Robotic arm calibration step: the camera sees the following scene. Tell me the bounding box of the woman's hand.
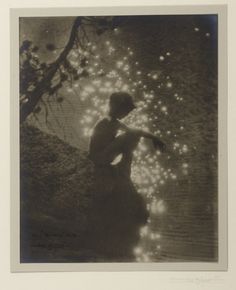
[119,123,166,152]
[152,137,166,152]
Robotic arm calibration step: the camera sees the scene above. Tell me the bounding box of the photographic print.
[11,6,227,270]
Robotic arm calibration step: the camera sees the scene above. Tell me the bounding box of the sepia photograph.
[10,6,227,270]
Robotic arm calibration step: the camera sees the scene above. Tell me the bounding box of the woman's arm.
[117,120,166,152]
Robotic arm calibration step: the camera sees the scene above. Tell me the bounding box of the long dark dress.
[88,163,148,261]
[88,118,149,260]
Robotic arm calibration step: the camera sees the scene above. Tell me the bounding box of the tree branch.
[20,17,82,123]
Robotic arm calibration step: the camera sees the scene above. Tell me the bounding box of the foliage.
[19,16,120,123]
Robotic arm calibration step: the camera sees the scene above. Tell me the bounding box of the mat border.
[10,5,228,272]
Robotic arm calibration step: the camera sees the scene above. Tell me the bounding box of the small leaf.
[61,73,68,81]
[32,46,39,52]
[20,40,32,54]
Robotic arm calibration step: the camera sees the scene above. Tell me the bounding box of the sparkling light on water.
[58,30,194,262]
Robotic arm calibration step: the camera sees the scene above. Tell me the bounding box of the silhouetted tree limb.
[20,17,82,123]
[20,16,124,124]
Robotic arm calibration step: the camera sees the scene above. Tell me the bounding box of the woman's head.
[108,92,136,119]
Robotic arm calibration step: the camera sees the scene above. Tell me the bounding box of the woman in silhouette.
[89,92,165,175]
[88,92,165,260]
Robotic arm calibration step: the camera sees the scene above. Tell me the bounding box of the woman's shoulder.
[92,118,121,138]
[95,117,120,129]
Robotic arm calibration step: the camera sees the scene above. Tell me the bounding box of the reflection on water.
[133,203,165,262]
[134,225,162,262]
[131,120,217,262]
